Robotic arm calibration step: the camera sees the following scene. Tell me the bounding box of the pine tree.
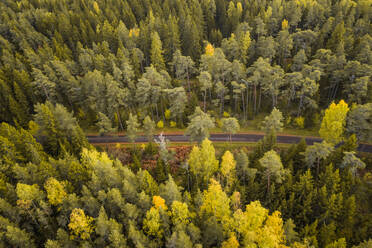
[126,113,141,145]
[150,31,166,71]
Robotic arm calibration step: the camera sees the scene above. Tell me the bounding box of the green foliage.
[0,0,371,246]
[221,117,240,141]
[126,113,140,143]
[143,116,156,142]
[186,107,215,143]
[262,108,284,134]
[33,102,89,157]
[259,150,287,191]
[346,103,372,143]
[97,112,117,136]
[188,139,219,190]
[0,123,370,247]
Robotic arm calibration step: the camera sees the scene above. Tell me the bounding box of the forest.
[0,0,371,247]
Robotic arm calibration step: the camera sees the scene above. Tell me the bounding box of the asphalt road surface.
[87,134,372,153]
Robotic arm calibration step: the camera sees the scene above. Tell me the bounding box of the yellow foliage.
[129,28,140,38]
[93,1,100,14]
[28,120,39,136]
[143,207,163,238]
[319,100,349,144]
[294,116,305,129]
[200,179,232,232]
[165,109,171,120]
[233,201,287,248]
[16,183,42,202]
[44,177,67,206]
[188,139,219,187]
[157,120,164,129]
[236,2,243,14]
[241,31,251,61]
[81,148,112,168]
[222,234,240,248]
[216,118,223,128]
[153,195,167,210]
[282,19,289,30]
[221,151,236,178]
[170,121,177,128]
[205,43,215,56]
[223,111,230,118]
[171,201,191,226]
[68,208,94,240]
[231,191,241,211]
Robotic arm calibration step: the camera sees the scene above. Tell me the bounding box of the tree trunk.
[203,91,207,112]
[253,85,257,114]
[117,109,124,131]
[298,95,304,117]
[186,67,191,92]
[258,87,262,113]
[42,85,51,102]
[242,91,246,121]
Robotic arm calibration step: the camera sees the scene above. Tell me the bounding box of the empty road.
[87,133,372,153]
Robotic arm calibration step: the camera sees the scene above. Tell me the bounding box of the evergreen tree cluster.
[0,0,371,134]
[0,119,371,247]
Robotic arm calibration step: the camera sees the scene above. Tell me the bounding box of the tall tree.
[221,117,240,142]
[259,150,287,192]
[151,31,166,71]
[171,50,196,91]
[188,139,219,190]
[126,113,140,144]
[198,71,213,112]
[303,141,334,176]
[346,103,372,143]
[143,116,156,142]
[186,107,215,143]
[164,87,187,123]
[340,152,366,177]
[97,112,116,136]
[261,108,284,134]
[319,100,349,144]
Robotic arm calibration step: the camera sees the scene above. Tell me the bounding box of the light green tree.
[261,107,284,134]
[186,107,215,143]
[171,50,196,91]
[164,87,187,123]
[126,113,140,144]
[341,152,366,177]
[259,150,287,192]
[346,103,372,143]
[198,71,212,112]
[188,139,219,189]
[97,112,117,136]
[221,117,240,142]
[143,115,156,142]
[303,141,334,176]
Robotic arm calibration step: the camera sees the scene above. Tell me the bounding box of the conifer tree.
[151,31,166,71]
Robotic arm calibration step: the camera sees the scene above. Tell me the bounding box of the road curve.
[87,134,372,153]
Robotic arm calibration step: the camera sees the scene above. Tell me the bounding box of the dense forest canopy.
[0,0,372,247]
[0,0,371,135]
